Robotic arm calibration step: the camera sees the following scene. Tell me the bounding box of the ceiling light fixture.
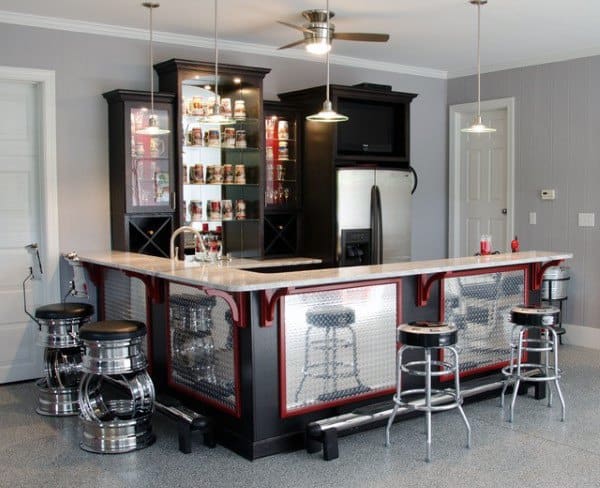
[306,0,348,123]
[462,0,495,134]
[201,0,234,125]
[137,2,169,135]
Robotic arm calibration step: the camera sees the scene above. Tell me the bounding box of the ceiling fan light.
[305,38,331,55]
[306,100,348,122]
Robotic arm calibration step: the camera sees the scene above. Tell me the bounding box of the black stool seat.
[80,320,146,341]
[510,305,560,327]
[35,302,94,320]
[306,307,355,327]
[398,321,458,348]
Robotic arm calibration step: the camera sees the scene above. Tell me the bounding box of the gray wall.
[0,23,447,265]
[449,57,600,329]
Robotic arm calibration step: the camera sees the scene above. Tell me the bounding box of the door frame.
[448,97,515,258]
[0,66,59,304]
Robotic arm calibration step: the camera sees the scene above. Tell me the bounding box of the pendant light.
[306,0,348,123]
[461,0,495,134]
[137,2,169,135]
[201,0,234,125]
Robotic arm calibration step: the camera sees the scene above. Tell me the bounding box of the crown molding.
[0,9,448,80]
[448,47,600,79]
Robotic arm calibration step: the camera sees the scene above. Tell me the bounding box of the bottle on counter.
[511,235,520,253]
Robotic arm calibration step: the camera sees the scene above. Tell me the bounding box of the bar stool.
[34,302,94,416]
[78,320,155,453]
[501,305,565,423]
[295,306,364,403]
[385,321,471,462]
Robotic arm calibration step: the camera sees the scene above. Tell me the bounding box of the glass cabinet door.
[265,113,297,210]
[179,79,261,257]
[128,106,174,212]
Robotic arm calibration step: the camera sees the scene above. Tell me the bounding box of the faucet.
[170,226,205,260]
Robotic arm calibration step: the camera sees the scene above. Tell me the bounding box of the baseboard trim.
[560,323,600,350]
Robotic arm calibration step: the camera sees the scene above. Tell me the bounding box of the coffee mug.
[189,201,203,222]
[221,200,233,220]
[149,137,165,157]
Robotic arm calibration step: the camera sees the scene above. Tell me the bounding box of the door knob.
[502,208,507,214]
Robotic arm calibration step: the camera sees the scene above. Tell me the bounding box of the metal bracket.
[260,288,293,327]
[416,272,449,307]
[205,289,246,328]
[531,260,563,291]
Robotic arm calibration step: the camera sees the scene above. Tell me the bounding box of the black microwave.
[336,98,407,160]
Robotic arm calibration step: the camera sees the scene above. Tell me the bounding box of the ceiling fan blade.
[277,39,308,50]
[333,32,390,42]
[277,20,313,34]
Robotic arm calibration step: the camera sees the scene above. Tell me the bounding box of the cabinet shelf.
[266,138,296,143]
[184,183,259,187]
[188,218,260,224]
[183,145,259,152]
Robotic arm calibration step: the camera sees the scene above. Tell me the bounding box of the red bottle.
[511,235,520,253]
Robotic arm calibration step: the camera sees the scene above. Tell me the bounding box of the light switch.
[529,212,536,225]
[578,212,595,227]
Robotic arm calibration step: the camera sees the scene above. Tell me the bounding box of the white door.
[0,79,45,383]
[449,99,515,257]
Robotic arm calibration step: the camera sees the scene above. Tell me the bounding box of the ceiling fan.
[277,9,390,55]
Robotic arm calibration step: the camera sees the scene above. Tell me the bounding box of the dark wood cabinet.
[278,83,417,264]
[155,59,270,258]
[263,101,302,257]
[103,89,176,257]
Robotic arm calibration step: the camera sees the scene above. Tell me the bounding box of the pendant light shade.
[201,0,235,125]
[306,0,348,123]
[462,0,495,134]
[137,2,170,135]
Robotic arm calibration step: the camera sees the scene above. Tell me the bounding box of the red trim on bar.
[439,265,529,381]
[260,288,293,327]
[531,260,563,291]
[165,283,242,418]
[416,272,449,307]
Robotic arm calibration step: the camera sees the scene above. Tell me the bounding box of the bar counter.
[76,250,572,459]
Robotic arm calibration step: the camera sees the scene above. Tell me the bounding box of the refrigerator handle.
[370,185,383,265]
[408,165,418,194]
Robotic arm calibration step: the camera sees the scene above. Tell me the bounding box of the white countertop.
[74,250,573,292]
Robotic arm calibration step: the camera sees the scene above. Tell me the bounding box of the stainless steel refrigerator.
[336,168,415,265]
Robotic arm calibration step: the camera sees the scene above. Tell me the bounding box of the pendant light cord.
[148,4,154,114]
[476,1,481,118]
[325,0,330,103]
[214,0,219,101]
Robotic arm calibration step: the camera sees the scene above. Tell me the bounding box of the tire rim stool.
[78,320,155,453]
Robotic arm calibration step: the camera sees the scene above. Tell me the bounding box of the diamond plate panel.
[168,283,236,411]
[284,283,397,413]
[103,268,148,354]
[443,270,524,374]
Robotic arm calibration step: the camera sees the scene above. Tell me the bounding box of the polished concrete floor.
[1,345,599,488]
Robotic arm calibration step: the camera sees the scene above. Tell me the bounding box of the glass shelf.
[187,218,260,224]
[183,183,259,187]
[183,145,260,152]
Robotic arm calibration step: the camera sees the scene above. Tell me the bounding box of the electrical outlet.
[541,189,556,200]
[529,212,536,225]
[578,213,595,227]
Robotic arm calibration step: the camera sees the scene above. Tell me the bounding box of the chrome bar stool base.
[385,321,471,462]
[34,303,94,417]
[35,378,80,417]
[501,305,565,423]
[78,321,155,454]
[80,411,155,454]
